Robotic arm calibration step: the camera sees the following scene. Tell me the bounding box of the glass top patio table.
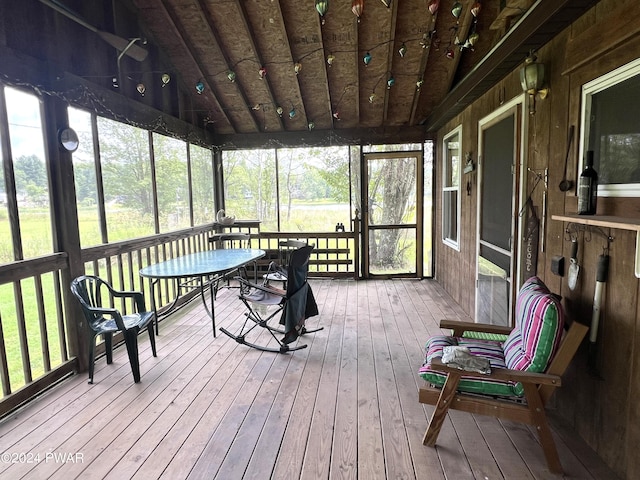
[139,249,265,279]
[139,249,265,336]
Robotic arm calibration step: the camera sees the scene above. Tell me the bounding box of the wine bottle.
[577,150,598,215]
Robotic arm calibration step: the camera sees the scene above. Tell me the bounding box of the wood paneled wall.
[434,1,639,478]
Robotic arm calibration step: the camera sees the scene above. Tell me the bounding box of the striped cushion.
[419,276,565,398]
[504,276,564,373]
[419,335,518,397]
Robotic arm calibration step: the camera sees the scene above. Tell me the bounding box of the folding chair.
[220,244,322,353]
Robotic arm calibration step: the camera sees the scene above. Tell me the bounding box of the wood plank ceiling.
[128,0,595,138]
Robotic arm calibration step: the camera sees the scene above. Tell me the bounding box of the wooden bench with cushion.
[418,276,589,474]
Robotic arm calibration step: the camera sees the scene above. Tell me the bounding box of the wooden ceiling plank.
[156,0,238,133]
[279,0,332,130]
[196,0,260,133]
[235,0,286,130]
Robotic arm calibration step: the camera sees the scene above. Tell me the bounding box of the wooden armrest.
[439,319,513,337]
[429,358,561,387]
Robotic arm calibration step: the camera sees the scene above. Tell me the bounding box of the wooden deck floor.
[0,279,618,480]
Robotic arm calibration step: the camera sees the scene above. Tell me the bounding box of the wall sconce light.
[520,51,549,115]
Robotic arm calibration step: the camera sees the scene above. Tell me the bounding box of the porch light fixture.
[520,51,549,115]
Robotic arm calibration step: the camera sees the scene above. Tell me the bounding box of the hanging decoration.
[398,43,407,58]
[136,83,146,96]
[386,75,395,89]
[195,80,205,94]
[258,67,267,79]
[428,0,440,15]
[294,62,303,75]
[227,70,236,82]
[380,0,391,7]
[333,111,340,120]
[416,78,424,90]
[315,0,328,24]
[446,47,455,59]
[308,121,315,131]
[471,2,482,17]
[451,1,462,19]
[369,92,376,103]
[352,0,364,22]
[161,73,171,87]
[363,52,372,65]
[276,106,284,117]
[289,107,296,119]
[456,1,481,51]
[327,53,335,66]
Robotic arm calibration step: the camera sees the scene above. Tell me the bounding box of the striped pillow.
[504,276,564,374]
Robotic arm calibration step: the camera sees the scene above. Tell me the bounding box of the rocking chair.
[220,244,322,353]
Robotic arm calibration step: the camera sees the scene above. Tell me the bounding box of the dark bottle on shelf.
[577,150,598,215]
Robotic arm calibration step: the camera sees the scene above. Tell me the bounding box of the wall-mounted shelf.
[552,214,640,278]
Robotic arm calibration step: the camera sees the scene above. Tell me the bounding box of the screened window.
[222,149,278,230]
[97,117,155,241]
[581,58,640,197]
[442,126,461,249]
[191,144,214,226]
[154,134,189,232]
[277,147,350,232]
[69,107,103,247]
[3,87,52,259]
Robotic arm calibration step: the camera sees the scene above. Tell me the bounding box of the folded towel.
[441,346,491,374]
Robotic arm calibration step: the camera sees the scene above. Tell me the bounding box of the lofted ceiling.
[121,0,595,139]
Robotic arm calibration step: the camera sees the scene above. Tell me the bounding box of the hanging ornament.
[380,0,391,7]
[112,76,119,88]
[227,70,236,82]
[369,92,377,103]
[333,111,340,120]
[451,1,462,19]
[363,52,372,65]
[428,0,440,15]
[258,67,267,79]
[161,73,171,87]
[386,75,395,89]
[294,62,302,75]
[398,43,407,58]
[471,2,481,17]
[416,78,424,90]
[467,31,479,47]
[327,53,335,66]
[315,0,328,24]
[252,104,261,110]
[276,106,283,117]
[308,121,315,131]
[136,83,146,96]
[352,0,363,21]
[446,47,455,59]
[289,107,296,119]
[195,80,205,94]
